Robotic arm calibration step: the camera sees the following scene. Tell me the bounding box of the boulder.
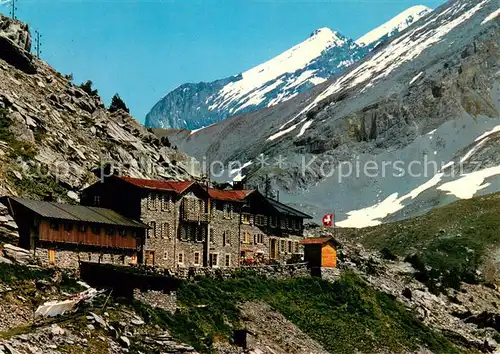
[2,244,33,265]
[118,336,130,348]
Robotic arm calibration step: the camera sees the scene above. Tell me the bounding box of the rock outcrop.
[0,13,199,204]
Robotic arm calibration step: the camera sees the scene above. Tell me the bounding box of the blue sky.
[1,0,444,123]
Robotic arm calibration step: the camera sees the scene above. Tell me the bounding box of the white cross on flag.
[322,213,334,227]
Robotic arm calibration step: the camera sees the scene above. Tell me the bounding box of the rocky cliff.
[0,14,197,206]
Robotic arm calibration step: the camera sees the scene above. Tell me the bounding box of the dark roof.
[208,189,254,202]
[265,197,312,219]
[6,197,147,228]
[116,176,195,194]
[299,237,336,245]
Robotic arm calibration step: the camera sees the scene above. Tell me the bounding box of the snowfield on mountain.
[145,5,432,130]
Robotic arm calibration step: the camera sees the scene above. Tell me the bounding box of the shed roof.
[299,237,336,245]
[116,176,195,194]
[5,197,147,228]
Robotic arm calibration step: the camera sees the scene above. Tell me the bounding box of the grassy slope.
[347,192,500,290]
[133,272,469,354]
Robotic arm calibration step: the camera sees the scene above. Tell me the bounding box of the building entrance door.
[270,239,277,259]
[145,250,155,266]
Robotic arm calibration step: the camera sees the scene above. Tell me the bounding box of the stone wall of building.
[209,200,241,268]
[35,247,137,269]
[133,289,178,314]
[140,191,179,268]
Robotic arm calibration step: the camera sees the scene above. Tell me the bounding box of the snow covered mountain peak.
[356,5,432,47]
[145,5,435,130]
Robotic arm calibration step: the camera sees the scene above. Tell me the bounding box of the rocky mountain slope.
[145,6,431,130]
[0,14,197,205]
[161,0,500,225]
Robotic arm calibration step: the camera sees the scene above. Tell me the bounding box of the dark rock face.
[0,14,35,74]
[0,35,36,74]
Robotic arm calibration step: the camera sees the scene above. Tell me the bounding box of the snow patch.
[297,120,313,137]
[356,5,432,46]
[409,71,424,85]
[437,166,500,199]
[337,173,443,227]
[481,8,500,25]
[475,125,500,141]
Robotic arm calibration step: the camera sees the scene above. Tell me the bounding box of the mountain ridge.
[145,5,433,130]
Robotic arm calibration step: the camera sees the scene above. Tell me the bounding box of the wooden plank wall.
[38,220,137,249]
[321,244,337,268]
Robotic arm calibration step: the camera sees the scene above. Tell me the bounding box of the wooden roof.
[4,197,148,229]
[207,188,254,202]
[299,237,337,246]
[116,176,195,194]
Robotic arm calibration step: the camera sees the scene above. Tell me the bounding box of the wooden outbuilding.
[1,196,148,267]
[299,237,339,268]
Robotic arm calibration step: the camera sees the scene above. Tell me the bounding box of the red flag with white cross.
[322,213,334,227]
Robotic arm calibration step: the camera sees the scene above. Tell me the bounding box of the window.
[163,251,168,260]
[147,193,157,211]
[242,213,250,224]
[223,230,231,246]
[288,241,292,253]
[210,253,218,267]
[161,195,171,211]
[225,254,231,267]
[120,255,125,264]
[223,203,232,219]
[119,228,127,237]
[78,224,87,233]
[255,215,266,226]
[91,226,100,235]
[243,232,251,244]
[148,221,156,238]
[161,222,171,238]
[194,252,200,266]
[254,234,264,244]
[178,253,184,264]
[93,195,100,206]
[270,216,277,227]
[64,223,73,232]
[105,228,114,236]
[280,240,285,252]
[50,221,60,231]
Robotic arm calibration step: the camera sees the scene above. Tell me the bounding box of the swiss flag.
[322,213,334,227]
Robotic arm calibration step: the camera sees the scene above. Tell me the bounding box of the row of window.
[280,240,300,254]
[147,193,173,212]
[147,221,172,239]
[173,252,231,267]
[50,221,128,237]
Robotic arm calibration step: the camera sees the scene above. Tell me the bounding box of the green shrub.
[79,80,98,97]
[108,93,129,113]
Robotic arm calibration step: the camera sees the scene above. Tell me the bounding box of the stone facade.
[35,247,137,269]
[209,199,241,268]
[140,190,207,269]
